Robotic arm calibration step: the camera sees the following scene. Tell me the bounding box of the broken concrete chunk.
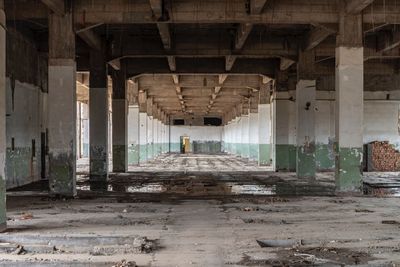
[256,239,303,248]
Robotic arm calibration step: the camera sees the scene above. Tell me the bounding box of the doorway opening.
[180,136,190,154]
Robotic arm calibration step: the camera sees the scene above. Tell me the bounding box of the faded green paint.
[249,144,259,161]
[275,144,296,171]
[0,175,5,231]
[147,144,154,160]
[241,144,250,158]
[296,144,316,179]
[113,145,127,172]
[335,146,363,192]
[6,147,33,188]
[139,144,147,162]
[259,144,272,165]
[49,152,76,197]
[90,146,108,181]
[170,143,181,153]
[128,144,139,165]
[316,144,335,171]
[193,141,221,154]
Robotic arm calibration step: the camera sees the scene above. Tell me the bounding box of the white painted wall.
[364,101,400,144]
[128,105,139,147]
[315,100,335,144]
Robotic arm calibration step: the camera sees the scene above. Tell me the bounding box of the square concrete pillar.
[147,116,154,159]
[128,105,140,165]
[258,104,272,165]
[112,99,128,172]
[139,112,148,162]
[296,80,316,179]
[249,112,259,161]
[274,99,296,171]
[0,5,6,231]
[335,47,363,192]
[112,69,128,172]
[241,115,250,158]
[48,12,77,197]
[89,50,108,183]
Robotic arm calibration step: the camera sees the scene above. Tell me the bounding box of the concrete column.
[335,11,364,192]
[0,2,6,230]
[258,83,272,166]
[146,98,154,160]
[112,70,128,172]
[241,108,250,158]
[128,105,139,165]
[48,11,77,196]
[249,112,259,161]
[139,112,147,162]
[274,98,296,171]
[89,50,108,183]
[296,80,316,179]
[258,104,271,165]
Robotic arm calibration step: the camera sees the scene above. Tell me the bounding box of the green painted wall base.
[335,147,363,192]
[249,144,259,161]
[128,144,139,165]
[259,144,271,165]
[316,143,335,171]
[6,147,34,188]
[193,141,222,154]
[275,144,296,171]
[112,145,127,172]
[0,176,6,229]
[49,152,76,197]
[296,145,316,179]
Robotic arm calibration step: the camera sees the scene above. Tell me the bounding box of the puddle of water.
[229,184,276,196]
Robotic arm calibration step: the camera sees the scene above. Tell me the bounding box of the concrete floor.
[2,154,400,266]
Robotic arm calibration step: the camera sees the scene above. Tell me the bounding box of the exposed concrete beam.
[280,57,296,71]
[225,55,237,71]
[157,23,171,50]
[149,0,162,19]
[377,31,400,53]
[346,0,375,14]
[8,1,397,25]
[304,25,336,51]
[219,74,228,85]
[109,59,121,71]
[250,0,268,14]
[235,23,253,50]
[167,56,176,71]
[77,28,102,51]
[40,0,64,16]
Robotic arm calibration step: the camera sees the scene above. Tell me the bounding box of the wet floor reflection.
[75,173,337,197]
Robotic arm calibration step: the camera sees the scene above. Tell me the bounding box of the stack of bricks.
[370,141,400,171]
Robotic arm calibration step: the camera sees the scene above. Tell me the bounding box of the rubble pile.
[370,141,400,171]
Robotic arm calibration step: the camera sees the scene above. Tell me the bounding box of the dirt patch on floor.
[238,246,375,266]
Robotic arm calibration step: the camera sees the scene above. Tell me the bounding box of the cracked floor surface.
[2,154,400,266]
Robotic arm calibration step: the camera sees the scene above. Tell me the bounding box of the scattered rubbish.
[112,260,136,267]
[256,239,302,248]
[20,213,33,220]
[382,220,400,225]
[133,237,155,253]
[355,208,374,213]
[12,245,26,255]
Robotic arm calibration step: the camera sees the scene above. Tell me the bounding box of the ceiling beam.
[250,0,268,14]
[167,56,176,72]
[280,57,296,71]
[225,55,237,71]
[235,23,253,50]
[40,0,64,16]
[377,30,400,53]
[149,0,162,19]
[304,25,336,51]
[346,0,375,14]
[77,28,102,51]
[157,23,171,50]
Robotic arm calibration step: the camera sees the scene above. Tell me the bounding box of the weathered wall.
[5,27,47,189]
[170,126,223,153]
